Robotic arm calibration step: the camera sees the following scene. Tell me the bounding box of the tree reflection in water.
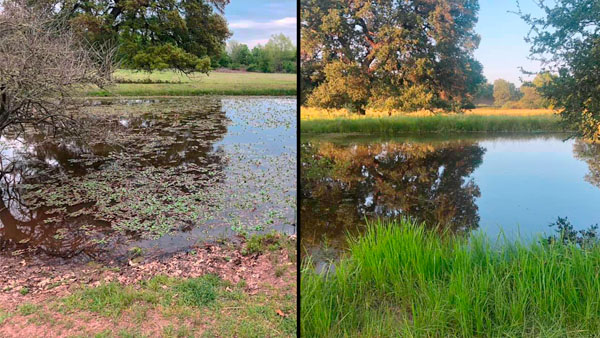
[301,140,485,257]
[0,99,229,258]
[574,139,600,189]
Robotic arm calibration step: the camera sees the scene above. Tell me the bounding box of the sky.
[474,0,546,85]
[223,0,297,48]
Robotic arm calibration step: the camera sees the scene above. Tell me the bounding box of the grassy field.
[302,219,600,337]
[301,106,557,120]
[302,114,567,134]
[84,70,296,96]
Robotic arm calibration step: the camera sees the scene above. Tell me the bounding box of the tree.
[301,0,485,114]
[264,34,296,73]
[217,48,232,68]
[37,0,231,73]
[474,82,494,105]
[249,45,271,72]
[520,0,600,141]
[0,1,114,134]
[493,79,519,106]
[227,41,252,66]
[515,73,552,109]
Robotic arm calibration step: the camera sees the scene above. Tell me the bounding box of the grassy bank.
[0,233,296,337]
[85,70,296,96]
[301,106,557,120]
[301,114,567,134]
[302,219,600,336]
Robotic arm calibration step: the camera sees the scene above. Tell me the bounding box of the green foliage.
[242,232,283,255]
[474,82,494,104]
[46,0,231,73]
[131,44,211,73]
[493,79,520,106]
[301,0,485,113]
[263,34,296,73]
[227,41,252,66]
[302,219,600,336]
[222,34,297,74]
[521,0,600,141]
[495,74,553,109]
[306,61,370,113]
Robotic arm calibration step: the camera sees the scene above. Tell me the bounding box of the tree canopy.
[493,79,520,107]
[520,0,600,141]
[36,0,231,73]
[301,0,485,113]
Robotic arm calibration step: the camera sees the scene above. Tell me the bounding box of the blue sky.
[474,0,546,85]
[223,0,296,48]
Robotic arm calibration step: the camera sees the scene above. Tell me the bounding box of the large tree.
[36,0,231,73]
[301,0,485,114]
[520,0,600,141]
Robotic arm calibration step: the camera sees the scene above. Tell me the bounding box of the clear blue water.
[301,133,600,260]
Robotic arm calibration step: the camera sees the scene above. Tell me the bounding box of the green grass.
[17,303,40,316]
[302,219,600,337]
[58,274,295,337]
[0,308,11,325]
[301,114,568,134]
[243,232,284,256]
[84,69,296,96]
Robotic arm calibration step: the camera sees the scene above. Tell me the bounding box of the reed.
[301,106,558,120]
[301,114,567,134]
[302,219,600,336]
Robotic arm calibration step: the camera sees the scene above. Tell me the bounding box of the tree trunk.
[0,84,5,114]
[0,84,10,130]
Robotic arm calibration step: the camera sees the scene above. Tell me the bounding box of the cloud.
[229,17,296,30]
[244,39,270,48]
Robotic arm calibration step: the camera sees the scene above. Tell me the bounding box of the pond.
[0,97,296,262]
[301,133,600,265]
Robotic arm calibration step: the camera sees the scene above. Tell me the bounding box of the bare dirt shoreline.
[0,236,296,337]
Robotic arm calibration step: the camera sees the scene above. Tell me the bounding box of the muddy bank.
[0,234,296,305]
[0,234,296,337]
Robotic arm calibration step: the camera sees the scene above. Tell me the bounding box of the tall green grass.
[301,114,567,134]
[302,219,600,336]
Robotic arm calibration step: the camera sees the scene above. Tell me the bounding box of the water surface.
[0,97,296,261]
[301,133,600,263]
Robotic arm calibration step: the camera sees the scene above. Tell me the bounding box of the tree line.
[474,73,553,109]
[217,34,297,73]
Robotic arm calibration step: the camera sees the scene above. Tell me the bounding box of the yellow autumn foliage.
[300,106,558,121]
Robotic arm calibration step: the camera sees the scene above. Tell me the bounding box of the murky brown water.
[0,97,296,261]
